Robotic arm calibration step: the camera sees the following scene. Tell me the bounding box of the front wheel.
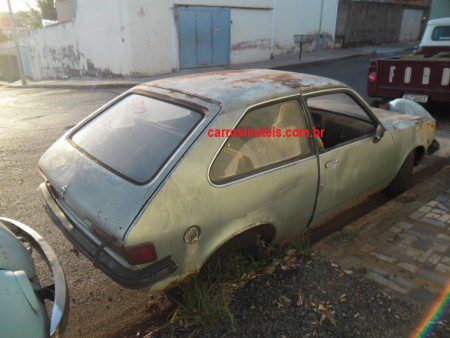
[386,151,414,197]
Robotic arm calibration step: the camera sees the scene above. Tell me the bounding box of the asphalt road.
[279,55,373,100]
[0,55,448,337]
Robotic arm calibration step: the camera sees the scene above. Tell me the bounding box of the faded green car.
[0,217,68,337]
[38,70,437,291]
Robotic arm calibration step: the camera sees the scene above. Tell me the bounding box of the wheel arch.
[414,145,425,165]
[200,223,276,271]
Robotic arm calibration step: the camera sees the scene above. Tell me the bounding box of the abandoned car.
[38,69,437,291]
[0,217,68,337]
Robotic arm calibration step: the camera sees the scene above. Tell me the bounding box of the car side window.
[210,99,311,183]
[306,92,375,151]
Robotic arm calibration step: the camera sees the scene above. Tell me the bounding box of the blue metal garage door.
[178,6,230,68]
[20,46,32,78]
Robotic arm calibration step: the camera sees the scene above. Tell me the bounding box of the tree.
[38,0,57,21]
[0,32,9,43]
[15,9,42,29]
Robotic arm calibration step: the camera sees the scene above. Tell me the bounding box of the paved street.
[0,55,449,337]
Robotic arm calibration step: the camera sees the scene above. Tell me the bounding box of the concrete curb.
[2,49,398,91]
[5,81,142,90]
[272,51,372,70]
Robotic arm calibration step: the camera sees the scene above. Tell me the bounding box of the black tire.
[387,151,414,197]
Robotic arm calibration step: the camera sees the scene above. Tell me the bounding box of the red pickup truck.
[368,18,450,106]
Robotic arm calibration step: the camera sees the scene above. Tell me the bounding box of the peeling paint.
[84,59,122,78]
[41,44,83,78]
[138,6,145,17]
[231,38,271,52]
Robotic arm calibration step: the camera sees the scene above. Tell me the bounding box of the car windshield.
[431,26,450,41]
[71,94,202,183]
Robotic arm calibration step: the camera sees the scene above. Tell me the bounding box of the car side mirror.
[373,124,384,143]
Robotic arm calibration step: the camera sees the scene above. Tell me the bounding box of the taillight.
[126,243,158,265]
[81,217,157,265]
[367,60,378,97]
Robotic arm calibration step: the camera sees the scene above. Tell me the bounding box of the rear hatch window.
[71,94,202,184]
[432,26,450,41]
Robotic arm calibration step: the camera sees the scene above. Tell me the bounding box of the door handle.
[325,158,339,169]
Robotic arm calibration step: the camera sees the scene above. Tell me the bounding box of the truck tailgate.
[369,57,450,102]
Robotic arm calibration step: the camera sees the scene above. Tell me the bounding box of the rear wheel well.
[414,146,425,165]
[248,223,276,243]
[201,224,276,273]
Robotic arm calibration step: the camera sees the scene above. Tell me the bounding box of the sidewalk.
[315,164,450,314]
[0,42,417,90]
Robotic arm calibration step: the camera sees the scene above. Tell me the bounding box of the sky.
[0,0,38,13]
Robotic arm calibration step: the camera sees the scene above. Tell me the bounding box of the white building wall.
[55,0,77,22]
[399,8,423,42]
[21,0,339,80]
[274,0,339,54]
[21,0,133,79]
[230,8,272,64]
[126,1,173,75]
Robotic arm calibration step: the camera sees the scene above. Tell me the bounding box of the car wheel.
[387,150,414,197]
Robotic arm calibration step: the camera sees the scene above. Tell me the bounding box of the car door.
[302,89,396,227]
[209,96,319,239]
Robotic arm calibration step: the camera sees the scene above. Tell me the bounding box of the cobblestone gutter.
[315,165,450,311]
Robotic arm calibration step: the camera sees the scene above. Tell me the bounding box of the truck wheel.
[387,151,414,197]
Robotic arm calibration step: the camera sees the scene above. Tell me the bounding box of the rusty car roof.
[143,69,344,110]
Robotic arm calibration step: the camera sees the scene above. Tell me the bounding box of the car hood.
[39,138,149,241]
[372,108,431,132]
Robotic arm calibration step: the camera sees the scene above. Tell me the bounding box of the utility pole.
[7,0,27,86]
[316,0,324,55]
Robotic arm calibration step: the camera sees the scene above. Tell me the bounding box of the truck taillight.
[367,60,378,98]
[126,243,157,265]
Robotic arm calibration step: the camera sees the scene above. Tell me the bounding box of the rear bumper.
[0,217,69,337]
[38,182,177,289]
[369,87,450,103]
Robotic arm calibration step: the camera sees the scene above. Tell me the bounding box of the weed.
[166,237,313,336]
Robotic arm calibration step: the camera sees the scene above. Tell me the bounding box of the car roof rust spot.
[145,69,344,110]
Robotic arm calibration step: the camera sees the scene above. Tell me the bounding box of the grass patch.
[165,237,312,336]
